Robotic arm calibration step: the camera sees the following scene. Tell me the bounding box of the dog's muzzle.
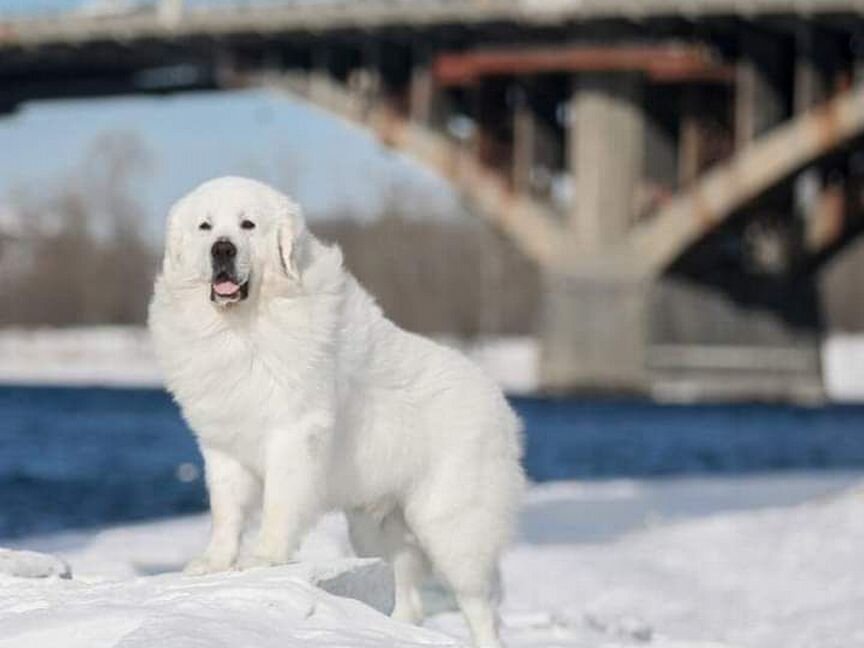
[210,239,249,305]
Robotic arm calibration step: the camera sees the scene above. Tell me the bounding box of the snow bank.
[5,326,864,401]
[0,549,70,579]
[0,327,161,388]
[0,562,456,648]
[0,517,454,648]
[5,474,864,648]
[823,333,864,401]
[0,327,539,393]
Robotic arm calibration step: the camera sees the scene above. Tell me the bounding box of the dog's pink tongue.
[213,280,239,296]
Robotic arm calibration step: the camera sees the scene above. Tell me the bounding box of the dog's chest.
[163,326,312,466]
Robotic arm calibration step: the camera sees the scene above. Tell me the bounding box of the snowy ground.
[2,472,864,648]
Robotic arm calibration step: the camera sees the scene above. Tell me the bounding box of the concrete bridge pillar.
[511,81,557,197]
[540,73,649,392]
[511,85,537,194]
[541,268,649,392]
[409,53,451,131]
[409,64,435,126]
[678,86,723,187]
[568,73,644,247]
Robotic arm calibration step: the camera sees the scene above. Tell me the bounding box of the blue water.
[2,386,864,539]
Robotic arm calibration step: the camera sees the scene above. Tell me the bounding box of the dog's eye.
[241,220,256,230]
[198,222,212,231]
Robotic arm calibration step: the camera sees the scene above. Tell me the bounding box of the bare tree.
[313,183,539,337]
[0,132,158,326]
[0,140,539,336]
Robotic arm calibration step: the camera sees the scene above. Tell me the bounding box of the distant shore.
[0,326,862,402]
[0,327,538,394]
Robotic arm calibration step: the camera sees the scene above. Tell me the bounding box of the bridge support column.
[512,81,558,197]
[409,65,436,126]
[568,73,644,247]
[678,86,719,187]
[541,269,649,392]
[409,48,451,130]
[540,73,649,392]
[511,84,543,193]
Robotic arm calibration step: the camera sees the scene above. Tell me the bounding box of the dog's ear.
[276,223,302,282]
[272,198,306,282]
[162,210,184,275]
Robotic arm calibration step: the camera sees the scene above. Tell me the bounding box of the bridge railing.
[0,0,479,21]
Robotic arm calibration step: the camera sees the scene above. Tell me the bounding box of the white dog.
[148,177,524,648]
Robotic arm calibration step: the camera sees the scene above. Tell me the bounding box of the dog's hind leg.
[347,509,427,625]
[382,511,428,625]
[404,496,511,648]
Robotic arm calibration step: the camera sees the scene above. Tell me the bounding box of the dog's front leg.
[186,446,259,575]
[243,414,332,567]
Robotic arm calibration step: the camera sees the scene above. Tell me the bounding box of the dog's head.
[162,176,305,307]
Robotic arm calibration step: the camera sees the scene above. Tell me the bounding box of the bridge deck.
[2,0,864,49]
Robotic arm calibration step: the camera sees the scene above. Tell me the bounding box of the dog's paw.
[183,554,234,576]
[236,553,292,571]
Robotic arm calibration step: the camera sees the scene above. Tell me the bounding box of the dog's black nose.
[211,239,237,262]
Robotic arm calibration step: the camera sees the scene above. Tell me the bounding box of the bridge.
[3,0,864,399]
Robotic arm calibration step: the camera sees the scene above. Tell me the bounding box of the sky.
[0,90,451,237]
[0,1,454,241]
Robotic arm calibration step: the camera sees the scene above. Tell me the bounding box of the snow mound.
[0,560,458,648]
[0,548,71,580]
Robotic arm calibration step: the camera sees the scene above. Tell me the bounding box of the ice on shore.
[0,548,70,580]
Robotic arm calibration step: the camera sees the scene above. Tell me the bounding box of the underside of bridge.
[3,5,864,399]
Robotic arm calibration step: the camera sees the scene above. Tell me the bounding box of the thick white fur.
[148,177,524,648]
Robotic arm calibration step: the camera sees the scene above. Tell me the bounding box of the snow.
[454,337,538,396]
[0,565,453,648]
[2,472,864,648]
[5,327,864,401]
[0,549,70,579]
[0,327,161,388]
[823,334,864,401]
[0,327,539,392]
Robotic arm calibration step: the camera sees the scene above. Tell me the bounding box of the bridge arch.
[5,2,864,396]
[253,71,565,270]
[628,85,864,275]
[257,71,864,283]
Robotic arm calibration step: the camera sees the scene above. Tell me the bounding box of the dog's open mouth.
[210,274,249,304]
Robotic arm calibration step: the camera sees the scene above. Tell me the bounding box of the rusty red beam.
[433,44,733,86]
